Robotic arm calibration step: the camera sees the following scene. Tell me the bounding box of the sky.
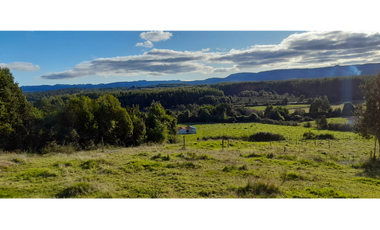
[3,30,380,86]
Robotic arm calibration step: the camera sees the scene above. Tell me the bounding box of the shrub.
[57,182,95,198]
[303,122,312,128]
[303,132,316,140]
[40,141,76,154]
[303,132,335,140]
[316,115,328,129]
[80,159,109,169]
[249,132,285,142]
[317,134,335,140]
[302,116,313,122]
[291,114,303,121]
[236,180,281,197]
[280,171,303,181]
[240,153,264,158]
[151,153,171,161]
[328,123,354,132]
[167,135,181,144]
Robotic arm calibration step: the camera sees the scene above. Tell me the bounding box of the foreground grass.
[1,121,379,198]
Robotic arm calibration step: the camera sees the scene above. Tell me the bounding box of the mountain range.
[21,63,380,92]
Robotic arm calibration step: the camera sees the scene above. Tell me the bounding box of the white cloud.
[139,31,172,42]
[0,62,40,71]
[306,28,380,33]
[41,31,380,80]
[135,41,154,48]
[202,48,210,52]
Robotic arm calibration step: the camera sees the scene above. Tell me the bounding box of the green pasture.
[178,118,354,143]
[1,120,380,198]
[247,103,345,113]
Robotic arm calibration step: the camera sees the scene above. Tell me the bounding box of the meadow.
[247,103,346,113]
[1,119,379,198]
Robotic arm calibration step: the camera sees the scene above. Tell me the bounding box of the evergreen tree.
[0,67,36,150]
[342,102,355,117]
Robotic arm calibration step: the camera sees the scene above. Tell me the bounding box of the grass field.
[247,103,346,114]
[1,120,379,198]
[247,104,310,111]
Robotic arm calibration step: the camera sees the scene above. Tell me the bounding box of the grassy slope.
[1,121,379,198]
[247,103,345,113]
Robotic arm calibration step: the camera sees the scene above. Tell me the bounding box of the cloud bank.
[0,62,40,71]
[42,31,380,80]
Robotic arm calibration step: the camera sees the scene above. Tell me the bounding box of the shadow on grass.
[352,159,380,179]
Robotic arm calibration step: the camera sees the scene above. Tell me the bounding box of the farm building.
[347,116,359,125]
[178,125,197,134]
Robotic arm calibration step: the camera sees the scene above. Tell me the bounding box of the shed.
[178,125,196,134]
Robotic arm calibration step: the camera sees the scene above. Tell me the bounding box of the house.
[177,125,196,134]
[347,116,359,125]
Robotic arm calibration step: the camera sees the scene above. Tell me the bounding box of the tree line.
[0,67,177,153]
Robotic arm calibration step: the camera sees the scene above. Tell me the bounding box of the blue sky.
[2,31,380,86]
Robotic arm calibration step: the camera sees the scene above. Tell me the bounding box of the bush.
[317,134,335,140]
[260,118,298,126]
[303,132,317,140]
[167,135,181,144]
[249,132,285,142]
[316,115,328,129]
[151,153,171,161]
[57,182,95,198]
[291,115,303,121]
[236,180,281,197]
[303,122,312,128]
[303,132,335,140]
[302,116,313,122]
[80,159,110,169]
[40,141,77,154]
[328,123,354,132]
[280,171,303,181]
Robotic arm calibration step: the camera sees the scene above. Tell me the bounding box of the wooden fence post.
[183,136,186,150]
[101,136,104,152]
[374,138,376,160]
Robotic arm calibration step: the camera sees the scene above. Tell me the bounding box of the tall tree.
[146,101,177,143]
[354,73,380,158]
[0,67,36,150]
[95,95,133,146]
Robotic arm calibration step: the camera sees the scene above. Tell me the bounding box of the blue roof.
[189,126,196,129]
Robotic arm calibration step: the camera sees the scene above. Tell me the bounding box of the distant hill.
[21,63,380,92]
